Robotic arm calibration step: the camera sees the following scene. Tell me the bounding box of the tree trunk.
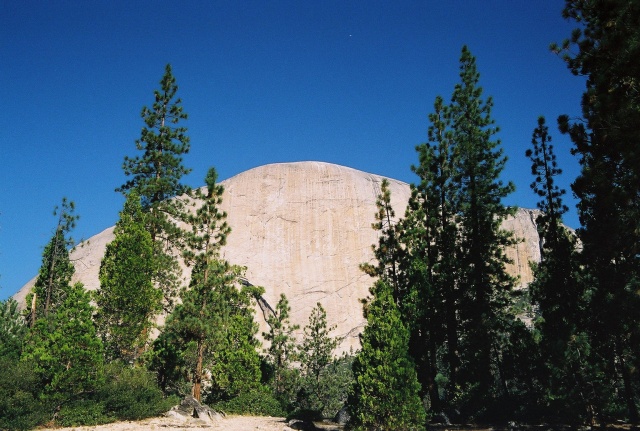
[193,339,205,402]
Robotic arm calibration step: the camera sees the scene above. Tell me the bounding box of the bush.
[99,362,178,420]
[57,399,112,427]
[211,385,286,417]
[0,357,48,430]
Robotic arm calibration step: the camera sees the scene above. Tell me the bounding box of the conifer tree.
[298,303,340,416]
[263,293,299,402]
[349,279,425,431]
[95,192,160,363]
[553,1,640,422]
[117,64,192,306]
[360,179,402,296]
[21,282,104,410]
[450,47,518,414]
[401,94,462,412]
[26,198,78,325]
[526,117,591,421]
[159,167,262,402]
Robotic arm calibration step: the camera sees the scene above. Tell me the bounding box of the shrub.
[57,400,112,427]
[211,385,286,417]
[99,362,178,420]
[0,357,48,430]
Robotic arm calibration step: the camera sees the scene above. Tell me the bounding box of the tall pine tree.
[553,1,640,423]
[117,64,192,307]
[526,117,591,422]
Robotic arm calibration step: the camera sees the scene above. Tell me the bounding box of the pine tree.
[526,117,591,422]
[21,282,104,409]
[95,192,161,363]
[117,64,192,306]
[26,198,78,325]
[159,167,262,402]
[401,94,462,413]
[360,179,402,296]
[449,46,518,416]
[298,303,340,417]
[348,280,426,431]
[553,1,640,423]
[263,293,299,402]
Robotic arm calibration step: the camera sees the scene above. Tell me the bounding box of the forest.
[1,2,638,430]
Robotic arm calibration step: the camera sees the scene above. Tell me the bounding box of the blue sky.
[1,1,585,300]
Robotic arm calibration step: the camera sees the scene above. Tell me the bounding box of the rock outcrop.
[15,161,542,353]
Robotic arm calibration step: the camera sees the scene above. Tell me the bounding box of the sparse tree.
[263,293,299,402]
[297,303,340,417]
[26,198,78,325]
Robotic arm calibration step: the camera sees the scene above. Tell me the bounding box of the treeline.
[1,2,638,430]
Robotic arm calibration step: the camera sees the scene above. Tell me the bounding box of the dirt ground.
[37,414,299,431]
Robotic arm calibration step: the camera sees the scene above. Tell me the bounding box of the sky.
[0,1,586,300]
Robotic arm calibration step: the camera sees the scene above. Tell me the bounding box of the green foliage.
[95,192,161,363]
[56,399,112,427]
[99,362,178,421]
[348,280,426,431]
[26,198,78,325]
[553,0,640,423]
[0,299,28,360]
[263,293,299,402]
[117,64,192,306]
[295,303,347,418]
[21,282,105,408]
[161,261,263,403]
[360,178,402,295]
[388,46,520,421]
[449,47,518,413]
[117,63,191,224]
[212,384,286,417]
[0,357,47,431]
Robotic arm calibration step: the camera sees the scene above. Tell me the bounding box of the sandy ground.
[37,415,298,431]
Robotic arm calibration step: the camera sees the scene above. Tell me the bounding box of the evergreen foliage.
[553,0,640,423]
[117,64,192,306]
[360,179,402,296]
[450,47,518,414]
[0,357,47,431]
[296,303,342,418]
[263,293,300,404]
[526,117,590,422]
[21,282,105,411]
[348,280,426,431]
[0,299,28,361]
[391,46,519,421]
[25,198,78,325]
[156,167,263,403]
[95,192,161,363]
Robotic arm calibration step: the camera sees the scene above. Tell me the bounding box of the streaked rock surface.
[15,161,542,353]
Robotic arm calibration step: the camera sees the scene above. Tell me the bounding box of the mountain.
[14,161,542,353]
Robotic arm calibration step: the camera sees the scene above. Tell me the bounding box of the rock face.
[15,161,542,353]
